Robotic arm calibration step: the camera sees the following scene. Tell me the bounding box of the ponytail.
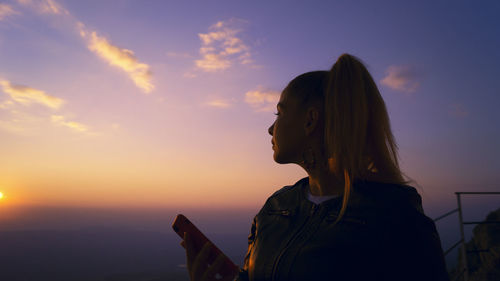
[325,54,409,226]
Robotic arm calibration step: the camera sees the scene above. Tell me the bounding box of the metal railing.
[433,192,500,281]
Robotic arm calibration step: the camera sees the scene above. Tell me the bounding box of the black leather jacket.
[236,177,450,281]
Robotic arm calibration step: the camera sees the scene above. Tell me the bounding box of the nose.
[268,122,274,136]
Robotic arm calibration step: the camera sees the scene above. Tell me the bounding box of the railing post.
[456,193,469,281]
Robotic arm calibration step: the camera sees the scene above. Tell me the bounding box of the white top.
[306,190,339,205]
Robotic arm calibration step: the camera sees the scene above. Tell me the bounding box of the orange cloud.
[0,110,44,135]
[244,88,280,112]
[0,3,19,20]
[196,53,231,72]
[51,115,88,132]
[79,27,154,94]
[16,1,153,94]
[205,99,232,108]
[380,65,420,93]
[17,0,69,15]
[0,100,14,109]
[166,51,193,59]
[0,79,64,109]
[0,80,90,135]
[195,19,252,72]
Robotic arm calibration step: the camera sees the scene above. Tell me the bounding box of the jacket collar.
[292,176,424,214]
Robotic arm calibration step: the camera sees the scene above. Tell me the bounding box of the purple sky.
[0,0,498,228]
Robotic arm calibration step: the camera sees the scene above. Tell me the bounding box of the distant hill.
[451,207,500,281]
[102,271,189,281]
[0,228,247,281]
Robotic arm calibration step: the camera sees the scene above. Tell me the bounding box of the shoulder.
[354,180,419,197]
[357,182,438,239]
[353,181,424,213]
[269,177,307,199]
[256,177,307,213]
[357,182,439,243]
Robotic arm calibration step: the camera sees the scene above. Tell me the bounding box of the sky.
[0,0,499,228]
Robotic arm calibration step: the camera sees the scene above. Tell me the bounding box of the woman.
[182,54,450,281]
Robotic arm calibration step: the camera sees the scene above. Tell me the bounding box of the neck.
[298,143,345,196]
[304,166,345,197]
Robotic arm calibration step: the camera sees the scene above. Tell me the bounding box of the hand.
[181,232,239,281]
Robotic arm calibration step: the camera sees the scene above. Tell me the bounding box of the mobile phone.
[172,214,239,276]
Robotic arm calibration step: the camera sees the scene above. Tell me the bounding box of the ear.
[304,106,320,136]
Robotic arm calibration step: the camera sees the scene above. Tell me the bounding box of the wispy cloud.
[380,65,421,93]
[448,103,469,118]
[166,51,193,59]
[16,0,154,94]
[17,0,69,15]
[0,79,64,109]
[78,24,154,94]
[244,88,280,112]
[205,99,232,108]
[0,99,15,109]
[51,115,88,132]
[183,71,197,78]
[0,79,90,134]
[0,3,19,20]
[0,110,45,135]
[195,19,252,72]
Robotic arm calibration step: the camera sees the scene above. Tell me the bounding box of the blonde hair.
[288,53,412,226]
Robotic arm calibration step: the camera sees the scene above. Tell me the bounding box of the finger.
[184,232,196,272]
[218,257,239,281]
[192,242,213,280]
[185,232,198,259]
[202,254,225,281]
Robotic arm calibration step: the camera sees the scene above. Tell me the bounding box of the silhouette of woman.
[181,54,450,281]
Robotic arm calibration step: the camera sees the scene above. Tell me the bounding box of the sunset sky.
[0,0,499,220]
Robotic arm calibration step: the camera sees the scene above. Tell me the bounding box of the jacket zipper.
[271,204,318,281]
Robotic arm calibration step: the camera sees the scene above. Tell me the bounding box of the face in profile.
[268,88,307,165]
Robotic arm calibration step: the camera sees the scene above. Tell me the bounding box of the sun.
[0,192,3,199]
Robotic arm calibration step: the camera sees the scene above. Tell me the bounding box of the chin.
[272,151,282,163]
[273,152,289,164]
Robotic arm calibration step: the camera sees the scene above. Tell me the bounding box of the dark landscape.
[0,229,247,281]
[2,202,499,281]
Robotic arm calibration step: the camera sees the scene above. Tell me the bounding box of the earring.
[302,147,316,169]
